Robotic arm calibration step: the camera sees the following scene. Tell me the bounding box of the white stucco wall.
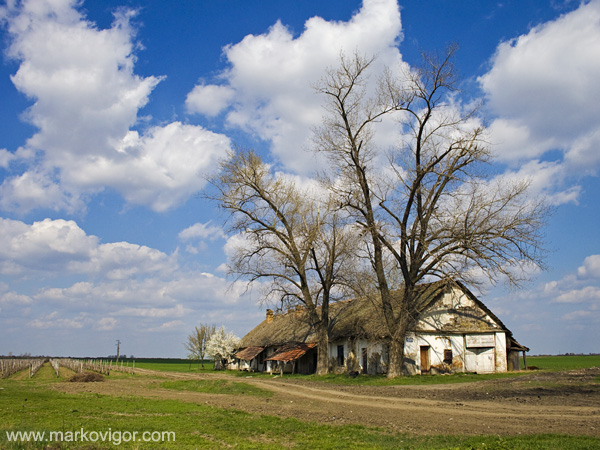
[318,287,510,375]
[495,331,507,372]
[330,329,508,375]
[416,287,500,332]
[329,339,387,374]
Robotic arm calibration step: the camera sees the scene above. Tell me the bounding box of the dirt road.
[57,367,600,437]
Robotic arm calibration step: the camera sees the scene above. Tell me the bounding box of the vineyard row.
[0,358,135,378]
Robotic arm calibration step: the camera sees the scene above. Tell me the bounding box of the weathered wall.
[330,330,508,375]
[416,287,502,334]
[258,287,511,375]
[328,339,388,374]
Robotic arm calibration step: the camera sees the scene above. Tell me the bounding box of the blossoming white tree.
[205,326,240,370]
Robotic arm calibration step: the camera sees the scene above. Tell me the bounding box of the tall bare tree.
[314,48,547,377]
[185,324,216,369]
[210,149,354,374]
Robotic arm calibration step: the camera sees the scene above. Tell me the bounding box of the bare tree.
[315,48,547,377]
[209,149,354,374]
[185,324,216,369]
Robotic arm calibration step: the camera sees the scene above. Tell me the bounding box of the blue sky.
[0,0,599,358]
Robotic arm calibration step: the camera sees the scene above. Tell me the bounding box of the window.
[443,349,453,365]
[337,345,344,366]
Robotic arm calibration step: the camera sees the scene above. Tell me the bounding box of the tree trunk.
[315,323,329,375]
[386,337,404,378]
[386,308,411,378]
[315,290,331,375]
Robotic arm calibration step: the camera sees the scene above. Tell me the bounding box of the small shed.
[265,343,317,375]
[232,346,265,372]
[507,338,530,371]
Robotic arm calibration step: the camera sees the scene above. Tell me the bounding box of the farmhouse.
[232,280,528,375]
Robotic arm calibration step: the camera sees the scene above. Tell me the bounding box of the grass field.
[524,354,600,371]
[159,379,273,397]
[1,356,598,449]
[131,354,600,376]
[125,358,215,372]
[230,368,533,386]
[226,354,600,387]
[1,376,596,450]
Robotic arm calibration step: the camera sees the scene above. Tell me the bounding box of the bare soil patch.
[55,367,600,437]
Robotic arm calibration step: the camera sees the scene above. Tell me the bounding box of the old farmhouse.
[231,280,529,376]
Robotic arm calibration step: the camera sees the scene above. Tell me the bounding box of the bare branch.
[314,48,548,378]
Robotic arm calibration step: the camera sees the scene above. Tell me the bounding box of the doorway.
[420,346,430,373]
[337,345,344,367]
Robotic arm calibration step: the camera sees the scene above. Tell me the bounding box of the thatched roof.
[240,280,464,348]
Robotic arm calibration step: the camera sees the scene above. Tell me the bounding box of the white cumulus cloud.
[577,255,600,280]
[186,0,406,174]
[0,0,231,213]
[186,84,236,117]
[179,221,226,241]
[480,0,600,202]
[0,218,175,279]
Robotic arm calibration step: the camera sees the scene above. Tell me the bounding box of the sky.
[0,0,599,358]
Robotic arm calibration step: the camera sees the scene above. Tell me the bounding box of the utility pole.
[116,340,121,363]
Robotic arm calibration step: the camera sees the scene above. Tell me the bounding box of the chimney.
[266,309,273,323]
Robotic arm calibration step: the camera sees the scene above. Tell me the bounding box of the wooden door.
[465,347,495,373]
[420,346,430,373]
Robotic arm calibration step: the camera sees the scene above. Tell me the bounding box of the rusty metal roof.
[234,346,264,361]
[265,343,317,362]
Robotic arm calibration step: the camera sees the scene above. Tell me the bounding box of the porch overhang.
[265,343,317,362]
[234,346,265,361]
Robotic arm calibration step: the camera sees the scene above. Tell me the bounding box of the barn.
[232,280,528,375]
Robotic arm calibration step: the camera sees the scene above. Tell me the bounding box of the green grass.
[132,358,215,373]
[523,355,600,371]
[132,354,599,381]
[230,369,529,386]
[0,377,597,450]
[227,354,600,386]
[159,379,273,397]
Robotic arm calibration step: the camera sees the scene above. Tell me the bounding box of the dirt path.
[56,368,600,437]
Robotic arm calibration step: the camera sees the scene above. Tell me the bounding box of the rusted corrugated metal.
[265,343,317,362]
[234,346,264,361]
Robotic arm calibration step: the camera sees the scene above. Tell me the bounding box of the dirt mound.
[68,372,104,382]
